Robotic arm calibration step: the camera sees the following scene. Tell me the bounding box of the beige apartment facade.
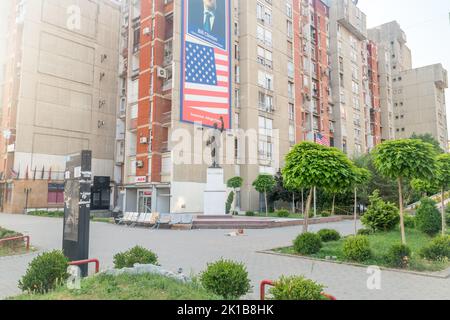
[329,0,371,155]
[393,64,448,150]
[369,21,449,150]
[0,0,121,213]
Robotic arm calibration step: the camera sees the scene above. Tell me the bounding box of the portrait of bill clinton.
[188,0,226,49]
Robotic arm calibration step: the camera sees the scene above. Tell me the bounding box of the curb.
[257,248,450,279]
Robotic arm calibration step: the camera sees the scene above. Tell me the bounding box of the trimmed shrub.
[317,229,341,242]
[200,259,251,299]
[415,198,442,236]
[113,246,159,269]
[320,211,331,218]
[0,227,21,239]
[269,276,327,300]
[420,235,450,261]
[357,229,373,236]
[293,233,322,255]
[385,244,411,269]
[403,215,415,229]
[276,210,290,218]
[245,211,255,217]
[343,236,372,262]
[361,191,400,232]
[18,250,68,294]
[225,192,234,214]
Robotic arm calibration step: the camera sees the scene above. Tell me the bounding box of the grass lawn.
[0,227,28,257]
[12,273,222,300]
[27,211,114,224]
[28,210,64,218]
[91,217,115,224]
[275,228,450,272]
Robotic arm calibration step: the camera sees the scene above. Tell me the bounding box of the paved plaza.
[0,213,449,300]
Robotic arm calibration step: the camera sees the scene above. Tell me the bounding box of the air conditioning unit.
[157,67,167,79]
[143,27,151,36]
[136,160,144,168]
[140,136,148,144]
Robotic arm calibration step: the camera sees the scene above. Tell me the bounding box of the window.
[258,116,273,159]
[352,81,359,95]
[258,92,274,112]
[258,71,273,90]
[287,20,293,38]
[48,183,64,204]
[289,125,295,144]
[288,82,294,99]
[287,61,294,78]
[288,103,294,121]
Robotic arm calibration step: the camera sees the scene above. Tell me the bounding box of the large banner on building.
[180,0,232,129]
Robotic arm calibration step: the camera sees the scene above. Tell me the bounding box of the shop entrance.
[138,190,152,214]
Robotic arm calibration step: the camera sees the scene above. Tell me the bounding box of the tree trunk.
[264,191,268,217]
[441,187,446,236]
[301,189,304,215]
[303,189,313,233]
[313,187,317,217]
[398,177,406,245]
[292,193,295,214]
[332,194,336,216]
[354,187,358,235]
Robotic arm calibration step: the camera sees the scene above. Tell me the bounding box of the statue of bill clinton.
[206,117,225,168]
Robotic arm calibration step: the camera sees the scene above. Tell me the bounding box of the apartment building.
[328,0,380,155]
[296,0,334,146]
[368,21,411,142]
[116,0,337,213]
[0,0,121,213]
[369,21,449,150]
[393,64,448,150]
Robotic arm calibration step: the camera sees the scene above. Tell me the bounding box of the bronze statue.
[206,117,225,168]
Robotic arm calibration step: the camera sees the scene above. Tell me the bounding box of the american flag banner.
[181,0,231,129]
[315,133,330,147]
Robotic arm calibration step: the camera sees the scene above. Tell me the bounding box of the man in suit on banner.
[188,0,226,47]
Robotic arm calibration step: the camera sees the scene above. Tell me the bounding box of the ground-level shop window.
[48,183,64,204]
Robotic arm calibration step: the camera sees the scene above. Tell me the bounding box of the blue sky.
[358,0,450,136]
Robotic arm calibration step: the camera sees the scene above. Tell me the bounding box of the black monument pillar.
[63,150,92,277]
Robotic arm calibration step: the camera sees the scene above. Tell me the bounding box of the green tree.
[373,139,437,244]
[227,177,243,214]
[435,154,450,235]
[282,142,356,232]
[410,178,439,198]
[252,174,276,216]
[411,133,444,154]
[268,172,302,214]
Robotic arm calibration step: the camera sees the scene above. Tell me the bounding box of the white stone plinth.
[204,168,227,216]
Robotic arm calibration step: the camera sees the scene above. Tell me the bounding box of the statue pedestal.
[204,168,227,216]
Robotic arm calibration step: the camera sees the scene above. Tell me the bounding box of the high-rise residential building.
[0,0,121,213]
[328,0,380,155]
[296,0,334,146]
[393,64,448,150]
[366,41,381,148]
[116,0,337,214]
[368,21,412,142]
[369,21,448,151]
